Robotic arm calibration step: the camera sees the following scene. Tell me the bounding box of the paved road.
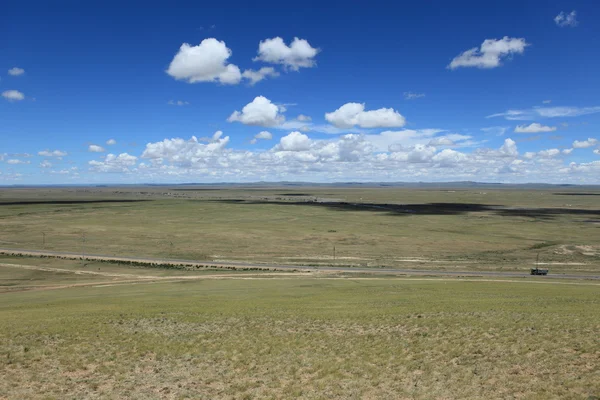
[1,247,599,280]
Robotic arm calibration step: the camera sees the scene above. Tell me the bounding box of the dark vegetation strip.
[0,252,293,273]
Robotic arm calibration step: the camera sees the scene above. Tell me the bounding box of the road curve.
[1,247,599,281]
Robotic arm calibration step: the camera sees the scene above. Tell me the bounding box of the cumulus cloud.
[38,150,67,157]
[572,138,598,148]
[448,37,528,69]
[2,90,25,101]
[325,103,406,129]
[106,139,117,145]
[514,123,557,133]
[554,11,578,27]
[275,131,312,152]
[404,92,425,100]
[488,106,600,120]
[432,149,468,167]
[254,37,319,70]
[8,67,25,76]
[250,131,273,144]
[40,160,52,168]
[141,135,229,166]
[166,38,242,85]
[537,148,561,158]
[228,96,285,127]
[562,148,573,155]
[241,67,279,85]
[89,153,138,172]
[594,149,600,155]
[88,144,105,153]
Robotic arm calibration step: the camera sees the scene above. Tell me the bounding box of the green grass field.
[1,186,598,398]
[0,186,599,274]
[1,269,598,399]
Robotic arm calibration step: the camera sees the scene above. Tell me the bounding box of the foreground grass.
[1,278,598,399]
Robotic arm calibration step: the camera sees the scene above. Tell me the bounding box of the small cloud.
[325,102,406,129]
[296,114,312,122]
[8,67,25,76]
[2,90,25,102]
[88,144,106,152]
[448,37,528,69]
[554,11,578,27]
[106,139,117,145]
[254,37,320,71]
[250,131,273,144]
[241,67,279,85]
[6,159,30,165]
[562,148,573,155]
[168,100,190,106]
[542,100,552,104]
[572,138,598,149]
[404,92,425,100]
[228,96,285,127]
[514,123,557,133]
[38,149,67,157]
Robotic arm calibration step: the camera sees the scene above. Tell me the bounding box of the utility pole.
[42,232,45,247]
[81,232,86,263]
[333,245,336,262]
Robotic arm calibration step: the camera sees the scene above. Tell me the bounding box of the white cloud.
[554,11,578,27]
[276,131,312,151]
[594,149,600,155]
[141,135,229,166]
[8,67,25,76]
[106,139,117,145]
[499,138,518,157]
[448,37,528,69]
[488,106,600,120]
[432,149,468,167]
[38,150,67,157]
[2,90,25,101]
[572,138,598,149]
[7,159,30,165]
[241,67,279,85]
[168,100,190,106]
[538,148,561,158]
[542,100,552,104]
[404,92,425,100]
[40,160,52,168]
[562,148,573,155]
[254,37,319,71]
[166,38,242,85]
[250,131,273,144]
[325,103,406,129]
[88,144,106,153]
[296,114,312,122]
[228,96,285,127]
[514,123,557,133]
[89,153,138,173]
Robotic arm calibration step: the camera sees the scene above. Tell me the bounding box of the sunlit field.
[0,186,599,274]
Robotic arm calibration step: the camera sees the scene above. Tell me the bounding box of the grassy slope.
[1,278,599,399]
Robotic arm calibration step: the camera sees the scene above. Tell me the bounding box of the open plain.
[1,185,599,399]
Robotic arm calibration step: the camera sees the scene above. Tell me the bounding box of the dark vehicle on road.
[530,268,549,276]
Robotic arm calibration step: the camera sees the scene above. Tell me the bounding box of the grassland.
[0,186,599,274]
[1,268,599,399]
[1,186,598,398]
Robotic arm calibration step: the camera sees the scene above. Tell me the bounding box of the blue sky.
[2,0,600,184]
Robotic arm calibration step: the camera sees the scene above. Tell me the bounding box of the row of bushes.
[0,251,294,273]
